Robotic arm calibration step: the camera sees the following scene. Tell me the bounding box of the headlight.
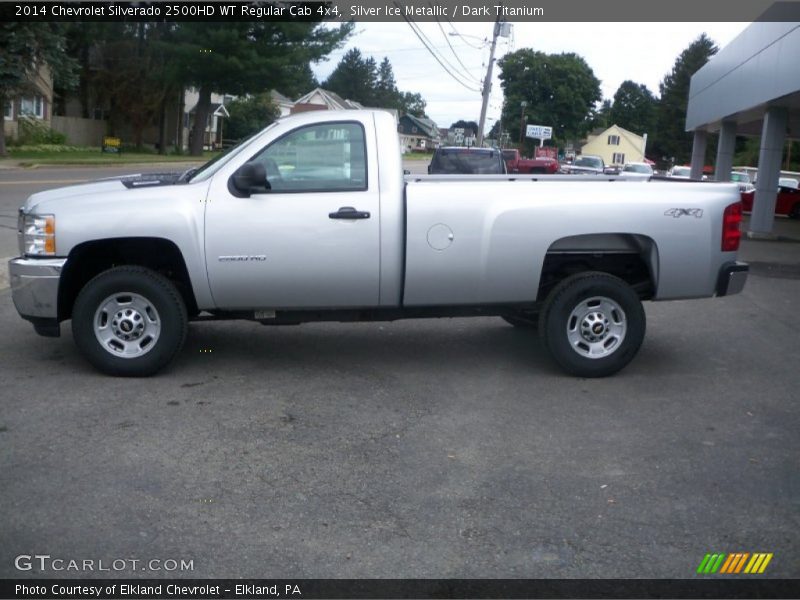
[22,213,56,256]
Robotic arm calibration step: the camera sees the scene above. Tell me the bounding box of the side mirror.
[229,161,268,197]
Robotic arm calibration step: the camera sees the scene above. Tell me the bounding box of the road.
[0,165,798,579]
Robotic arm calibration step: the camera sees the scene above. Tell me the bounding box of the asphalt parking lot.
[0,165,798,579]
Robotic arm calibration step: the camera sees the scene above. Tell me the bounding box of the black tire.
[789,203,800,220]
[72,266,188,376]
[502,313,539,330]
[539,272,645,377]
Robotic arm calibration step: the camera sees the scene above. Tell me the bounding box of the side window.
[252,121,367,192]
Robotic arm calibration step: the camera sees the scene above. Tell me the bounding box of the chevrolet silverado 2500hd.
[10,110,748,377]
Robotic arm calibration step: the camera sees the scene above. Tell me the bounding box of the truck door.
[204,120,380,309]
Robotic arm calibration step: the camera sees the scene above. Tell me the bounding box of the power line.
[432,9,483,83]
[406,17,481,86]
[393,1,481,93]
[324,45,463,57]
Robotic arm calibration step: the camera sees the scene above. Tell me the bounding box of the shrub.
[227,94,278,141]
[10,144,89,153]
[15,116,67,145]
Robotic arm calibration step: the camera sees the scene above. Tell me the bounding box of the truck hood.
[24,172,185,213]
[564,165,603,175]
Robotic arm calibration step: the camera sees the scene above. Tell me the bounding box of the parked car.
[562,154,605,175]
[428,147,506,174]
[9,109,748,378]
[501,149,558,174]
[740,185,800,218]
[621,162,654,178]
[667,166,692,179]
[730,171,755,193]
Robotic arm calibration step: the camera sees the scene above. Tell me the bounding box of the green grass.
[403,152,432,161]
[6,147,216,166]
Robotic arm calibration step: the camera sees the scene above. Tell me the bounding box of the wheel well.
[58,238,198,320]
[538,234,658,301]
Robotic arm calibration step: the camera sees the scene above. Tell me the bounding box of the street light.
[447,32,490,47]
[519,101,528,145]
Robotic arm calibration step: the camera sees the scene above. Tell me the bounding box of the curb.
[0,160,204,170]
[0,259,9,291]
[745,230,800,243]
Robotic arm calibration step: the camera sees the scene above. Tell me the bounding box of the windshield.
[574,156,602,169]
[672,167,691,177]
[185,125,276,183]
[624,164,652,173]
[779,177,799,189]
[730,172,751,183]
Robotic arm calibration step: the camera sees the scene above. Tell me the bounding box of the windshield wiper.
[179,167,199,183]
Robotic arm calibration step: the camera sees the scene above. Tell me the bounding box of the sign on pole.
[525,125,553,140]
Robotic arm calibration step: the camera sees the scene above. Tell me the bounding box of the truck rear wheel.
[539,272,645,377]
[72,266,188,376]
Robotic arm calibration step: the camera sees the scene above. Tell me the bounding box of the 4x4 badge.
[665,208,704,218]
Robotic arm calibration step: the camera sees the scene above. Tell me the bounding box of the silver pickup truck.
[10,109,748,377]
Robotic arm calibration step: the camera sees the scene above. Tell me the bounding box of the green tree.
[374,57,400,107]
[652,33,718,165]
[0,23,78,155]
[498,49,601,148]
[324,50,427,116]
[609,80,656,136]
[57,22,115,119]
[59,22,185,153]
[450,120,480,137]
[171,22,352,155]
[398,92,427,117]
[226,93,278,140]
[92,23,183,149]
[287,63,319,98]
[323,48,378,105]
[592,99,612,130]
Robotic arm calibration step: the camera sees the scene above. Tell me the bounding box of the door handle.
[329,206,371,219]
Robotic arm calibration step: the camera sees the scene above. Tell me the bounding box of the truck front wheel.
[72,266,188,376]
[539,272,645,377]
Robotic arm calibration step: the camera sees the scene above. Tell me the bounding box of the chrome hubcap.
[94,293,161,358]
[567,296,627,359]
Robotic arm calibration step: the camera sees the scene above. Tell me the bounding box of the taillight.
[722,202,742,252]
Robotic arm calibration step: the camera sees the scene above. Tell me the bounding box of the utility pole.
[476,16,502,148]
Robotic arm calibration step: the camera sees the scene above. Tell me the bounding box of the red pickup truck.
[502,148,559,174]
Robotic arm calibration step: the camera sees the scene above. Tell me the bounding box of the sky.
[311,21,750,131]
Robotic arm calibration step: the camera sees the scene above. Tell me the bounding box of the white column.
[750,107,788,234]
[715,120,737,181]
[689,130,707,179]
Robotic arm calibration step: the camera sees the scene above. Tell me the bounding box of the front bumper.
[716,261,749,296]
[9,257,66,336]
